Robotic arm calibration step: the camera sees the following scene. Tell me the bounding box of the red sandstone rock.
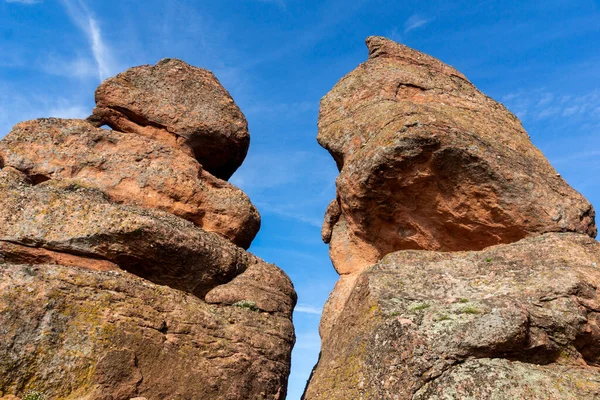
[304,233,600,399]
[0,58,295,400]
[308,37,600,400]
[319,36,596,275]
[0,118,260,248]
[0,167,266,299]
[87,58,249,180]
[0,262,294,400]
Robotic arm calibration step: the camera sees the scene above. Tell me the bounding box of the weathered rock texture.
[87,58,249,180]
[305,37,599,399]
[0,118,259,249]
[319,36,596,275]
[0,60,295,400]
[0,262,294,400]
[304,233,600,399]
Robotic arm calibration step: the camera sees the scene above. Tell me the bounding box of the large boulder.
[0,167,268,300]
[0,59,296,399]
[319,36,596,274]
[303,233,600,399]
[0,118,260,249]
[87,58,249,180]
[0,261,294,400]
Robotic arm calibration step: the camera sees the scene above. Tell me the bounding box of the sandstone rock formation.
[0,118,259,249]
[305,233,600,399]
[304,37,598,399]
[0,60,295,400]
[319,36,595,275]
[87,58,249,181]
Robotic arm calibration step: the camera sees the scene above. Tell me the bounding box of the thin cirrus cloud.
[295,304,323,315]
[59,0,116,81]
[404,14,434,33]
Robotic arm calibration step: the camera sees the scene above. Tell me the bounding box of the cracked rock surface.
[304,36,598,400]
[304,233,600,399]
[319,36,595,275]
[0,60,295,400]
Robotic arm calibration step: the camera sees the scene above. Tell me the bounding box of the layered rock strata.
[0,118,259,249]
[305,37,598,399]
[0,60,295,400]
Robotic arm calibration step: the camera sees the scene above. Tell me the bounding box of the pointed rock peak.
[365,35,469,81]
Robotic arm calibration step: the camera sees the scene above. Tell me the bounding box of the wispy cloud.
[256,202,323,228]
[59,0,116,81]
[295,304,323,315]
[244,101,317,118]
[404,14,434,33]
[294,332,321,350]
[39,54,98,79]
[389,27,403,43]
[5,0,42,4]
[0,88,89,137]
[501,89,600,122]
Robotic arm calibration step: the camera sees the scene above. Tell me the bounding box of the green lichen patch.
[232,300,258,312]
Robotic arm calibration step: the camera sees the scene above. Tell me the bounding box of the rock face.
[304,233,600,399]
[305,37,598,399]
[318,36,595,275]
[0,60,295,400]
[0,262,294,400]
[0,118,259,249]
[87,58,249,180]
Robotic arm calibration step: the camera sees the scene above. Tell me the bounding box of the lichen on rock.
[0,59,295,400]
[304,36,599,400]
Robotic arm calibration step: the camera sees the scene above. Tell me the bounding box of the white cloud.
[59,0,116,81]
[39,55,98,79]
[5,0,42,4]
[389,27,403,43]
[294,332,321,350]
[501,88,600,123]
[404,14,434,33]
[295,304,323,315]
[256,202,323,227]
[0,90,90,138]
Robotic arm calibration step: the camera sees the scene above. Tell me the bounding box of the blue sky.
[1,1,599,398]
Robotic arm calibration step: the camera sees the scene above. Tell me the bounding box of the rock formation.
[0,60,296,400]
[304,37,599,399]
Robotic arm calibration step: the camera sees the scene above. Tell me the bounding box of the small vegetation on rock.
[23,391,45,400]
[409,302,430,311]
[233,300,259,312]
[435,313,451,321]
[461,306,481,314]
[485,258,493,263]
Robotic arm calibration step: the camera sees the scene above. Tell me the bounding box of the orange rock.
[87,58,249,180]
[0,262,295,400]
[304,233,600,399]
[0,118,259,248]
[0,167,263,298]
[319,36,596,274]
